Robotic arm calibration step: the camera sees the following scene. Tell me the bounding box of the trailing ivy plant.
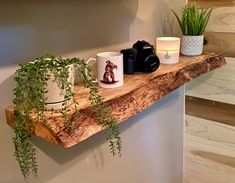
[13,54,121,179]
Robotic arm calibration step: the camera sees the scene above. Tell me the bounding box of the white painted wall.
[0,0,185,182]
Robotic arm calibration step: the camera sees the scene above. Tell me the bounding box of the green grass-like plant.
[172,4,212,35]
[13,54,121,179]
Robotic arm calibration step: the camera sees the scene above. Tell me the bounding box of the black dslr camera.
[121,40,160,74]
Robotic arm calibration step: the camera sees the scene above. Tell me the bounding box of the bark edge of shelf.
[5,52,226,148]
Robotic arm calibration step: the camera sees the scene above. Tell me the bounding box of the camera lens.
[143,54,160,72]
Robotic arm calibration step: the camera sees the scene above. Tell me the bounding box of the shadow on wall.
[34,87,181,163]
[30,88,181,183]
[154,2,181,38]
[20,106,138,182]
[0,0,138,67]
[158,15,181,37]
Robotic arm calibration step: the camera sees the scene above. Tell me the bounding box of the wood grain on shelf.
[5,53,226,148]
[185,96,235,127]
[188,2,235,57]
[204,32,235,57]
[186,57,235,105]
[189,0,235,7]
[184,115,235,183]
[186,1,235,183]
[203,6,235,57]
[206,7,235,33]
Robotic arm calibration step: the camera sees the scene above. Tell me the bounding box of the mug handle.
[85,58,98,83]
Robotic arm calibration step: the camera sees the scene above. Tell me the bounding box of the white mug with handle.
[87,52,124,88]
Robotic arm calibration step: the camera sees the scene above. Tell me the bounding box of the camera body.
[121,40,160,74]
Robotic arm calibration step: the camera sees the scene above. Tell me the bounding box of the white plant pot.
[45,65,75,110]
[181,35,204,56]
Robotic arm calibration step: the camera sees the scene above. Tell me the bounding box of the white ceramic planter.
[45,65,75,110]
[181,35,204,56]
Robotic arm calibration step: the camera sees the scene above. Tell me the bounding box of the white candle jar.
[156,37,180,64]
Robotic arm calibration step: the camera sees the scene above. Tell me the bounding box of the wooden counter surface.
[5,52,226,148]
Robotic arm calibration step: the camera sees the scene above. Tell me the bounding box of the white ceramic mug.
[87,52,124,88]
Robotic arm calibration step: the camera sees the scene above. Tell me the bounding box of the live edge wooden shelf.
[5,52,226,148]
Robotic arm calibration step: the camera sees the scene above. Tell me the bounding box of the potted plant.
[43,58,75,110]
[172,3,213,56]
[13,54,121,179]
